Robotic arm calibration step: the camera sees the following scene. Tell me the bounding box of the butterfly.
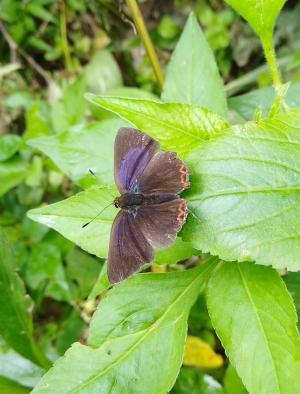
[108,127,189,284]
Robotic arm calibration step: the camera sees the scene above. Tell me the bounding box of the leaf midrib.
[70,263,213,393]
[189,185,300,202]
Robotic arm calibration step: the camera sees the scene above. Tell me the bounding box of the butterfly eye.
[114,200,120,208]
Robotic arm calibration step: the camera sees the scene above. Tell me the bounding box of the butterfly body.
[108,128,189,284]
[114,192,178,210]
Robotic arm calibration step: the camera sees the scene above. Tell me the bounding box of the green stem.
[262,33,285,116]
[126,0,164,90]
[30,338,52,370]
[262,33,282,91]
[225,54,292,97]
[60,0,73,72]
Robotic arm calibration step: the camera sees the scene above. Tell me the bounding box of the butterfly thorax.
[114,193,144,209]
[114,192,177,210]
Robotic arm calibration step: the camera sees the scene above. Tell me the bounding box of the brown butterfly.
[108,127,189,283]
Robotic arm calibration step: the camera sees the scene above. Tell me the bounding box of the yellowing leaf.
[183,335,223,368]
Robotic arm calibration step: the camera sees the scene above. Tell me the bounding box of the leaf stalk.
[126,0,164,90]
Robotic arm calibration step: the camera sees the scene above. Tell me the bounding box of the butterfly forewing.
[108,210,154,284]
[114,128,159,193]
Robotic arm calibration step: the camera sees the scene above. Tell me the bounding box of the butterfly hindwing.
[138,151,189,194]
[108,210,154,284]
[114,128,159,194]
[136,197,188,249]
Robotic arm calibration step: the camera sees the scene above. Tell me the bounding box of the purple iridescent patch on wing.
[119,147,149,191]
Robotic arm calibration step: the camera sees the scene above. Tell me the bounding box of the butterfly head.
[114,198,121,209]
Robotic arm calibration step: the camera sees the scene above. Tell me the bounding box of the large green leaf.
[183,110,300,271]
[207,262,300,394]
[0,228,50,368]
[228,83,300,120]
[86,95,229,158]
[27,187,116,258]
[224,0,286,39]
[0,156,27,197]
[161,13,227,118]
[32,260,217,393]
[27,119,126,188]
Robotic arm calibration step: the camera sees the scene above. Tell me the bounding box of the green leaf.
[32,260,217,393]
[154,237,199,265]
[25,242,72,303]
[0,156,28,197]
[0,135,21,161]
[228,82,300,120]
[0,376,30,394]
[224,365,247,394]
[51,76,87,133]
[161,13,227,118]
[0,343,43,388]
[24,101,51,140]
[90,86,157,120]
[207,262,300,394]
[85,49,123,95]
[284,272,300,329]
[88,261,110,300]
[183,110,300,271]
[86,95,229,158]
[28,187,116,258]
[66,248,102,299]
[55,312,85,355]
[224,0,286,39]
[27,119,126,188]
[0,228,50,368]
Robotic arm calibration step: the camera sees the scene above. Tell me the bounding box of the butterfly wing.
[138,151,189,194]
[114,128,159,194]
[108,210,154,284]
[136,197,188,249]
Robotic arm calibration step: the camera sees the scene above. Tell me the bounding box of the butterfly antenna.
[82,203,114,228]
[88,169,116,199]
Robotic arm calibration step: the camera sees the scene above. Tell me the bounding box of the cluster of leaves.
[1,0,300,393]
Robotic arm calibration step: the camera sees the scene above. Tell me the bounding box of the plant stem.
[30,338,52,370]
[126,0,164,90]
[262,33,287,115]
[60,0,73,72]
[262,33,282,91]
[225,54,292,97]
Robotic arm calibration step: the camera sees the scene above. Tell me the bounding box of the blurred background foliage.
[0,0,300,392]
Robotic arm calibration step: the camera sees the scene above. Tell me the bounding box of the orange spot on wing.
[177,200,188,223]
[179,164,190,189]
